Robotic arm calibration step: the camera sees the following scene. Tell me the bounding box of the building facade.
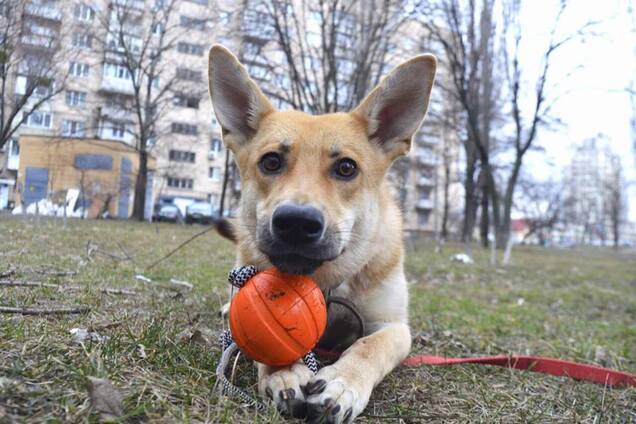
[1,0,461,234]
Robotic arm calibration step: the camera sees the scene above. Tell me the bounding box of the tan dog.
[208,45,436,423]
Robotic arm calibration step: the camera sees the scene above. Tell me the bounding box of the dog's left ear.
[352,54,436,159]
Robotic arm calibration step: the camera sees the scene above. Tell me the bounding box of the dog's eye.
[259,152,284,174]
[333,158,358,180]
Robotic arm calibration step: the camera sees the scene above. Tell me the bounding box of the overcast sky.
[519,0,636,220]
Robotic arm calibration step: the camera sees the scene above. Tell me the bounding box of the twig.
[0,280,136,295]
[145,225,216,271]
[0,269,16,279]
[0,306,91,315]
[116,241,136,264]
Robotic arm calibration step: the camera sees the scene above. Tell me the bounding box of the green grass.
[1,217,635,422]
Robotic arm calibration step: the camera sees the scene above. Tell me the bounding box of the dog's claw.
[307,379,327,395]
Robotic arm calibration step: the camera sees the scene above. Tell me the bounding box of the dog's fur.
[208,45,436,423]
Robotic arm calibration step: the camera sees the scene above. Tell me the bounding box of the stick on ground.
[0,306,91,315]
[0,280,136,295]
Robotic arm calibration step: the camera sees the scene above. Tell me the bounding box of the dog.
[208,44,436,423]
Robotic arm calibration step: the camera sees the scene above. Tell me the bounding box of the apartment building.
[2,0,461,234]
[0,0,229,216]
[562,137,627,245]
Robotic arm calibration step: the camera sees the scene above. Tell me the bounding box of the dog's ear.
[352,54,436,159]
[208,44,274,149]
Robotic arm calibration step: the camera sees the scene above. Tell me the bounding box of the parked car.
[185,202,217,224]
[153,204,184,223]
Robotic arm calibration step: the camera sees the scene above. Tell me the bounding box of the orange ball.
[229,268,327,366]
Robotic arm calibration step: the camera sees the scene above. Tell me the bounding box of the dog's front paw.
[258,361,313,418]
[305,365,371,423]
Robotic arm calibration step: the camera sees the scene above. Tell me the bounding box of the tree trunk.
[218,149,231,216]
[480,192,489,247]
[496,158,521,248]
[131,150,148,221]
[462,152,478,242]
[479,172,489,247]
[441,162,450,240]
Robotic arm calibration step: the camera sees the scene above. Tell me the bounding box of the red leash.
[315,349,636,388]
[402,354,636,388]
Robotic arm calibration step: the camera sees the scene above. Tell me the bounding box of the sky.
[518,0,636,220]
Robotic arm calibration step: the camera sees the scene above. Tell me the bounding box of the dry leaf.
[88,377,124,421]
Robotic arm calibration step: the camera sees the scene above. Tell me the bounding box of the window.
[69,62,89,77]
[15,75,53,97]
[209,166,222,181]
[176,67,202,82]
[72,32,92,48]
[169,150,196,163]
[103,63,132,80]
[417,210,430,226]
[167,177,193,189]
[210,138,223,154]
[171,122,198,135]
[180,16,207,30]
[23,111,52,128]
[106,33,142,53]
[74,4,95,21]
[177,42,205,56]
[152,22,164,35]
[173,94,200,109]
[62,120,86,137]
[418,188,431,201]
[111,122,125,138]
[101,120,126,140]
[66,90,86,106]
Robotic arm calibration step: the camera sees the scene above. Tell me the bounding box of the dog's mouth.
[263,250,343,275]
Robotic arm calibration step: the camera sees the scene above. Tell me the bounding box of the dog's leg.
[258,360,314,418]
[304,322,411,423]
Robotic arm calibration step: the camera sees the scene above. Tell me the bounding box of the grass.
[0,217,635,422]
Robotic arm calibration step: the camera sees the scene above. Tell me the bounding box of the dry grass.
[1,217,635,422]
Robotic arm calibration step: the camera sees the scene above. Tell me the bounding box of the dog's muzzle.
[259,203,341,275]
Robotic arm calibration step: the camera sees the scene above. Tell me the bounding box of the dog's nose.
[271,203,324,245]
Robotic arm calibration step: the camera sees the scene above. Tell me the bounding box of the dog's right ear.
[208,45,274,149]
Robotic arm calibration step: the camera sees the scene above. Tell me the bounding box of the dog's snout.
[271,204,324,245]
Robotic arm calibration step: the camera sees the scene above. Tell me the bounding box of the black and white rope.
[228,265,258,288]
[216,341,269,411]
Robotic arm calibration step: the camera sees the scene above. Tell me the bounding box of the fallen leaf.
[70,328,109,343]
[170,278,193,290]
[594,346,608,365]
[137,344,147,359]
[87,377,124,421]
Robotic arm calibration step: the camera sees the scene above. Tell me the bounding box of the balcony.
[416,199,434,210]
[24,3,62,21]
[416,154,437,167]
[111,0,145,12]
[100,76,135,96]
[417,176,434,187]
[99,105,132,122]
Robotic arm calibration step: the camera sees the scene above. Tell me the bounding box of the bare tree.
[237,0,413,114]
[94,0,193,220]
[496,0,595,247]
[517,175,562,245]
[605,165,626,249]
[0,0,74,150]
[423,0,594,249]
[418,0,500,249]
